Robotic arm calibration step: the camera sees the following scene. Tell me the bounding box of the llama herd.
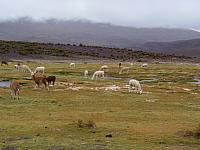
[0,61,148,99]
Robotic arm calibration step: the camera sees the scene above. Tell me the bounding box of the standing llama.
[32,73,49,90]
[10,80,21,99]
[46,76,56,86]
[84,70,89,77]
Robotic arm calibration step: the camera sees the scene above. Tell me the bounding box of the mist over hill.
[0,18,200,57]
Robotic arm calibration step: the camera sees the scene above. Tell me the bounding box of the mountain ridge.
[0,18,200,57]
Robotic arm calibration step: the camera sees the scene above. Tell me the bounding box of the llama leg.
[128,85,132,92]
[10,90,13,99]
[46,83,49,91]
[17,90,19,100]
[34,84,38,89]
[13,91,16,100]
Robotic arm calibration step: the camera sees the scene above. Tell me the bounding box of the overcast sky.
[1,0,200,29]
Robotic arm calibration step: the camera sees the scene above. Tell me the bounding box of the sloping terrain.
[0,18,200,55]
[0,40,193,62]
[140,39,200,57]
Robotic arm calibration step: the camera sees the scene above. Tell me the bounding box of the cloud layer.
[1,0,200,28]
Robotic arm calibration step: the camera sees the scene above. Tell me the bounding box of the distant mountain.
[140,39,200,57]
[0,18,200,57]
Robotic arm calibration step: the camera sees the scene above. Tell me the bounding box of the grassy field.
[0,61,200,150]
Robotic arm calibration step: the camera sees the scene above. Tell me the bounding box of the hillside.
[0,18,200,49]
[140,39,200,57]
[0,40,195,62]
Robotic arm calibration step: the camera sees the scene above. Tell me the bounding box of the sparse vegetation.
[0,40,196,62]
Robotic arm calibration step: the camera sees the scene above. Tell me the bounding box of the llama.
[46,76,56,86]
[100,65,108,70]
[10,80,21,99]
[1,61,8,66]
[34,66,45,74]
[32,73,49,90]
[119,63,122,68]
[142,63,148,67]
[20,65,32,73]
[128,79,142,94]
[14,65,20,70]
[119,67,130,75]
[69,63,75,68]
[91,71,105,80]
[84,70,89,77]
[14,63,21,70]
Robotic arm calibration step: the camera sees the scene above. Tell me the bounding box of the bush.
[179,124,200,139]
[76,119,96,129]
[193,124,200,138]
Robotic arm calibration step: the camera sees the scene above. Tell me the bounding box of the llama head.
[31,71,35,76]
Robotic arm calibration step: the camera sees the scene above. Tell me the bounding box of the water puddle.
[140,78,158,83]
[0,81,10,87]
[104,77,123,80]
[194,77,200,85]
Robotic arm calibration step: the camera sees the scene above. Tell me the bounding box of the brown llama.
[32,74,49,90]
[46,76,56,86]
[1,61,8,66]
[10,80,21,100]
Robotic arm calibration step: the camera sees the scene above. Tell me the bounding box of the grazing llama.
[91,71,105,80]
[32,73,49,90]
[10,80,21,99]
[142,63,148,67]
[20,65,32,73]
[34,66,45,74]
[128,79,142,94]
[1,61,8,66]
[119,67,130,75]
[69,63,75,68]
[100,65,108,70]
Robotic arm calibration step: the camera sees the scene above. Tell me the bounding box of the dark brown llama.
[46,76,56,86]
[1,61,8,66]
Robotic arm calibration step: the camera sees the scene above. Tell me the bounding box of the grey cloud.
[0,0,200,29]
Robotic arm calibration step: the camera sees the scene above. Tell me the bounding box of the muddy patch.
[1,146,17,150]
[140,78,158,83]
[194,76,200,85]
[6,136,32,142]
[104,76,122,80]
